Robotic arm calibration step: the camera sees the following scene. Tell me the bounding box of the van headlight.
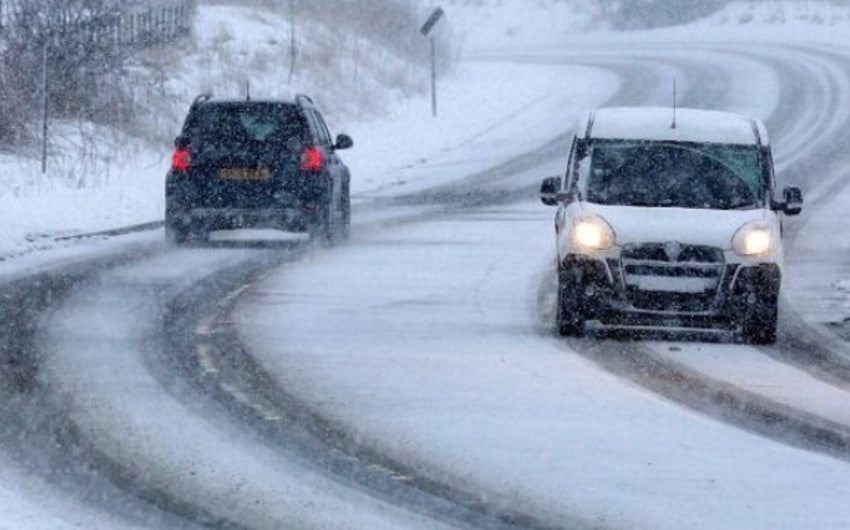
[732,223,775,257]
[571,216,616,252]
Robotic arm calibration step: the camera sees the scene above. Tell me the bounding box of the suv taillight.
[172,147,191,171]
[300,146,323,172]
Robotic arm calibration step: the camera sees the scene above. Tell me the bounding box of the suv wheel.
[166,225,189,246]
[308,203,334,245]
[741,296,778,345]
[165,213,190,246]
[339,188,351,241]
[556,269,585,337]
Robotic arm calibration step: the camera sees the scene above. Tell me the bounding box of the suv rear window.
[185,103,308,159]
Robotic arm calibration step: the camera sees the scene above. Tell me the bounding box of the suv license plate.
[218,168,270,181]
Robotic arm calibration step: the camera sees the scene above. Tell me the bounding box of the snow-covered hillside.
[160,4,428,132]
[443,0,603,50]
[698,1,850,26]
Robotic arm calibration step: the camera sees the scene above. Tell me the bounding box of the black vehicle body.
[165,94,352,244]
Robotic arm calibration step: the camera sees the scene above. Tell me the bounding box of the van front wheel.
[741,297,778,345]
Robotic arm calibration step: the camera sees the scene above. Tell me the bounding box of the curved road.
[4,36,850,529]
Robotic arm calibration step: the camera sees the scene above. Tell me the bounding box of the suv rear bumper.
[560,255,780,332]
[168,207,311,232]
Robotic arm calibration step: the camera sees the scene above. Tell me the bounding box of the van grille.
[618,243,725,313]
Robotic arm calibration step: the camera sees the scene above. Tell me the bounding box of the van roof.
[579,107,769,147]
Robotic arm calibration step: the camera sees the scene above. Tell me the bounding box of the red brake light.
[300,146,323,172]
[172,147,191,171]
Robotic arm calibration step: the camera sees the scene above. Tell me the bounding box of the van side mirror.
[540,177,562,206]
[782,186,803,216]
[334,134,353,150]
[175,135,190,149]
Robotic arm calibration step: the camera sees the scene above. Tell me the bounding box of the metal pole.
[41,36,49,174]
[430,37,437,118]
[287,0,296,84]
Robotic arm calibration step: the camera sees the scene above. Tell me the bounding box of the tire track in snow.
[162,269,571,530]
[0,241,222,530]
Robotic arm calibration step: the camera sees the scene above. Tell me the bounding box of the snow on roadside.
[786,180,850,331]
[0,127,166,261]
[699,1,850,27]
[345,61,618,198]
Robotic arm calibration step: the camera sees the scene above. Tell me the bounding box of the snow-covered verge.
[698,1,850,26]
[787,182,850,332]
[346,61,617,197]
[0,123,166,260]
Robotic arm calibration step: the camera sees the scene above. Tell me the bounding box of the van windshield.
[580,141,765,210]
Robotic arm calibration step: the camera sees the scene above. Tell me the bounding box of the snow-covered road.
[237,202,850,530]
[8,34,850,529]
[233,42,850,529]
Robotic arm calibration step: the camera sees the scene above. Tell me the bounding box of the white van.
[541,107,803,344]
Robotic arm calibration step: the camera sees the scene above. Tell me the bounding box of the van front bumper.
[560,255,780,332]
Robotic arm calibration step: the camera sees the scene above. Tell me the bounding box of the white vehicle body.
[541,107,803,343]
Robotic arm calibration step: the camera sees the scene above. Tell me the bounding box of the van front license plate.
[218,168,270,181]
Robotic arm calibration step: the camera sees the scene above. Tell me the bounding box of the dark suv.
[165,93,353,244]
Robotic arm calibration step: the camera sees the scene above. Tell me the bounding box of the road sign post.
[287,0,296,84]
[42,35,50,174]
[420,7,445,118]
[430,37,437,117]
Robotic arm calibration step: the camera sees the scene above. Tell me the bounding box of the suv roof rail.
[192,92,213,107]
[295,94,315,108]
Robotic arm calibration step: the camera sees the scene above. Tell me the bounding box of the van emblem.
[664,241,682,262]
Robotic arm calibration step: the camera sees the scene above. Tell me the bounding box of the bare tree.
[0,0,195,147]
